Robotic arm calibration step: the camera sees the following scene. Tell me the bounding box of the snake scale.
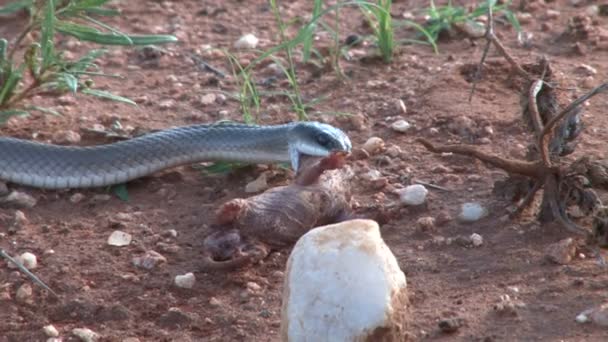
[0,121,352,189]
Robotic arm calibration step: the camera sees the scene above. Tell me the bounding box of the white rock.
[72,327,100,342]
[234,34,259,49]
[43,324,59,337]
[132,250,167,270]
[107,230,132,247]
[200,93,217,106]
[245,172,269,193]
[470,233,483,247]
[8,252,38,269]
[398,184,428,206]
[361,137,385,155]
[391,119,411,133]
[281,219,409,342]
[458,202,487,222]
[174,272,196,289]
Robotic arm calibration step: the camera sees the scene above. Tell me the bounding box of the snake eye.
[316,133,331,147]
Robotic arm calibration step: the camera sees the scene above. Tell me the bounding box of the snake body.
[0,121,351,189]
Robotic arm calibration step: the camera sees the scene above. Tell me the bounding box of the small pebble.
[158,99,176,110]
[398,184,428,206]
[200,93,217,106]
[578,64,597,75]
[12,210,28,228]
[438,317,464,333]
[416,216,435,231]
[458,202,487,222]
[246,281,262,292]
[390,119,411,133]
[470,233,483,247]
[245,172,269,193]
[72,327,100,342]
[132,250,167,270]
[1,191,37,208]
[107,230,132,247]
[546,9,561,19]
[52,130,81,144]
[545,238,576,265]
[174,272,196,289]
[43,324,59,337]
[16,283,33,302]
[234,34,259,49]
[209,297,222,307]
[362,137,385,155]
[69,193,85,203]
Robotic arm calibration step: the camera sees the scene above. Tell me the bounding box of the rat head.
[287,121,352,171]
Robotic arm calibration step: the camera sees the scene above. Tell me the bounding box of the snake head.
[288,121,352,172]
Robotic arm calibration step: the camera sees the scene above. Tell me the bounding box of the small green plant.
[0,0,177,122]
[269,0,308,120]
[358,0,394,63]
[423,0,520,43]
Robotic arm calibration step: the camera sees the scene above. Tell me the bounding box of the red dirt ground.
[2,0,608,341]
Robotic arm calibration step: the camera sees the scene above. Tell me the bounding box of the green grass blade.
[24,105,60,115]
[0,0,32,15]
[0,64,24,104]
[81,88,136,105]
[301,0,323,62]
[41,0,56,68]
[0,109,29,123]
[57,25,177,45]
[58,72,78,93]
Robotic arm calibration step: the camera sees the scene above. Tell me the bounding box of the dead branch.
[415,138,544,177]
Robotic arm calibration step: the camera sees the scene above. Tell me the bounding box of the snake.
[0,121,352,189]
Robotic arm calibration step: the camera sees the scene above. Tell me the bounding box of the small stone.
[246,281,262,292]
[72,328,100,342]
[483,125,494,136]
[457,21,485,38]
[470,233,483,247]
[398,184,428,206]
[438,317,464,333]
[15,283,33,302]
[174,272,196,289]
[545,238,576,265]
[164,229,178,238]
[70,193,85,203]
[43,324,59,337]
[200,93,217,106]
[416,216,435,231]
[517,12,533,24]
[1,191,37,208]
[157,307,193,329]
[576,303,608,326]
[19,252,37,269]
[12,210,28,229]
[391,119,411,133]
[52,130,81,144]
[432,164,451,173]
[546,9,561,19]
[578,64,597,75]
[396,99,407,114]
[362,137,385,155]
[234,34,259,49]
[132,250,167,270]
[91,194,111,203]
[209,297,222,307]
[158,99,176,110]
[57,95,77,106]
[458,202,487,222]
[582,76,595,88]
[245,172,269,193]
[107,230,132,247]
